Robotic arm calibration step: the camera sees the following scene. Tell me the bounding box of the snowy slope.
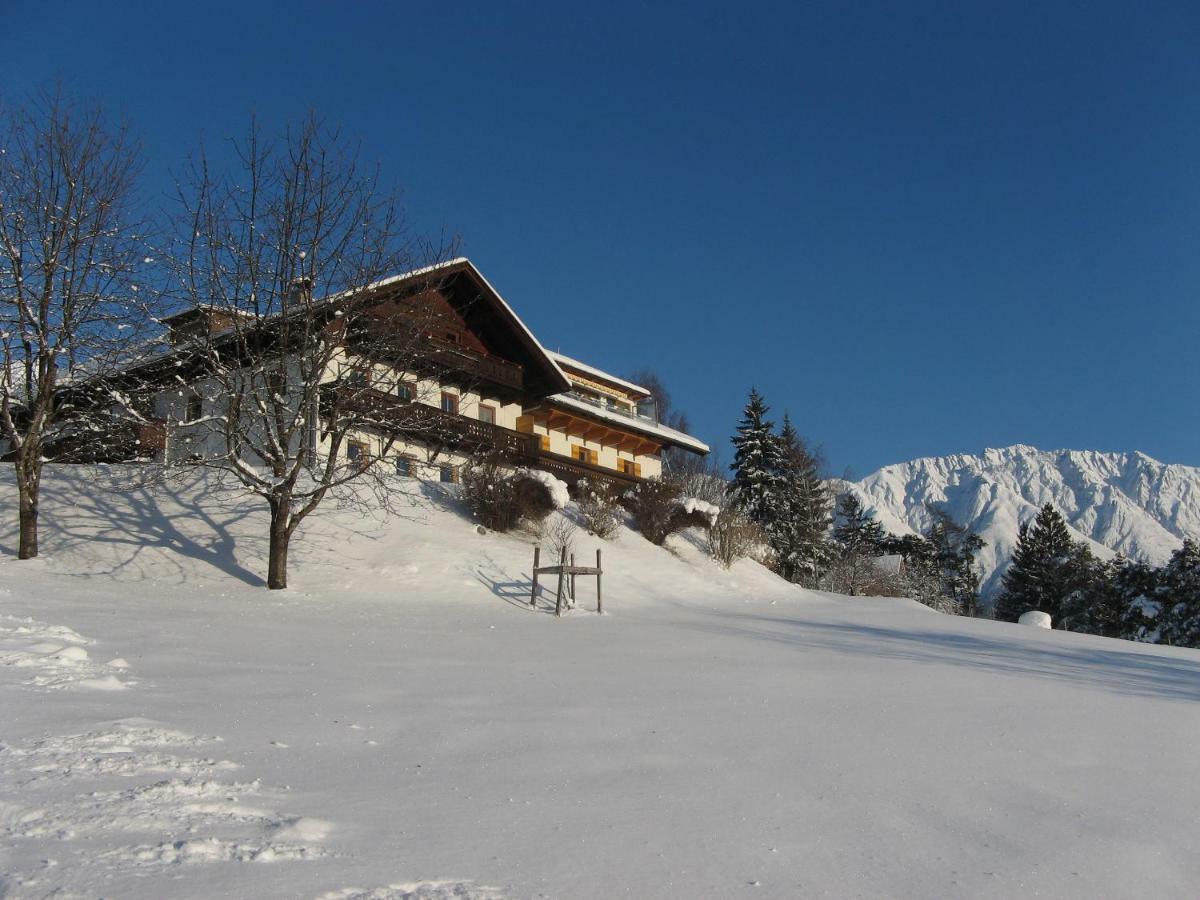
[841,445,1200,597]
[1,467,1199,899]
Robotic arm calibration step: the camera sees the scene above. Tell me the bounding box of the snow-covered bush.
[576,478,621,539]
[626,478,685,545]
[707,502,763,569]
[675,497,720,528]
[461,456,568,532]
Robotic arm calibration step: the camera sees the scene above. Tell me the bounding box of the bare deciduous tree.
[0,90,153,559]
[168,115,457,589]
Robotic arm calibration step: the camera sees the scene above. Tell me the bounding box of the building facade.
[143,258,708,491]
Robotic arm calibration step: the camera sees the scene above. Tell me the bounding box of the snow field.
[0,466,1198,898]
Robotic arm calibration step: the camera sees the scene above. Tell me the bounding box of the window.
[572,445,599,465]
[396,382,414,402]
[478,404,496,425]
[395,456,412,477]
[347,441,370,471]
[344,368,368,390]
[439,464,457,484]
[619,458,641,477]
[441,392,458,415]
[185,394,203,423]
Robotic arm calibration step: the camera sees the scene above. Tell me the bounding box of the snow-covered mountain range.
[840,445,1200,597]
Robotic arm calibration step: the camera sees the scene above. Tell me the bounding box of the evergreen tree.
[774,414,833,585]
[1157,540,1200,648]
[925,507,986,617]
[832,493,886,557]
[994,503,1090,625]
[729,389,787,535]
[1116,558,1163,642]
[1059,554,1124,637]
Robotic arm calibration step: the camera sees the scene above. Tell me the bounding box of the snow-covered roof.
[326,257,571,394]
[546,351,650,398]
[548,392,710,455]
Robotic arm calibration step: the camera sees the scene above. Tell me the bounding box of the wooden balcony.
[321,386,644,494]
[321,385,535,458]
[423,335,524,391]
[352,323,524,392]
[528,447,641,494]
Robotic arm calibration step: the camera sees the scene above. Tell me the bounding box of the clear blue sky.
[7,0,1199,476]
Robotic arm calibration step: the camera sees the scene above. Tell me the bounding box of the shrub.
[539,515,578,563]
[461,455,566,532]
[708,502,764,569]
[576,477,622,539]
[627,477,684,545]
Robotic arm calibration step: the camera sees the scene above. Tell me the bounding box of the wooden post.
[554,546,567,617]
[569,553,577,606]
[530,545,540,606]
[596,548,603,614]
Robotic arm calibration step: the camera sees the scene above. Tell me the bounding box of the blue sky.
[7,0,1199,475]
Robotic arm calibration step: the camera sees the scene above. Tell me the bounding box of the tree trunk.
[18,484,39,560]
[15,455,41,559]
[267,498,290,590]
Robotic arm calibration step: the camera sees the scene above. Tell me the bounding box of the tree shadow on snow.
[4,469,270,586]
[686,610,1200,704]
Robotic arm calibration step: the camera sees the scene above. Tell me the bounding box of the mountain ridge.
[840,444,1200,597]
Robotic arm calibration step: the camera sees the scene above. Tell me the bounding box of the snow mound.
[676,496,720,525]
[513,468,569,509]
[0,615,134,691]
[1018,610,1053,629]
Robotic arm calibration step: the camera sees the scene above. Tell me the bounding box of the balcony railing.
[321,386,646,493]
[321,386,536,458]
[424,335,525,391]
[529,447,641,494]
[353,322,524,391]
[565,390,659,425]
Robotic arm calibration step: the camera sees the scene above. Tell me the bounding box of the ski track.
[0,615,338,897]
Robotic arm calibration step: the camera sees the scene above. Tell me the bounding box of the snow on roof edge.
[549,392,710,455]
[546,351,651,398]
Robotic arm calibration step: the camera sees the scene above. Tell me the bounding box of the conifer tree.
[1157,539,1200,648]
[774,414,832,585]
[994,503,1091,625]
[729,388,786,534]
[828,493,887,595]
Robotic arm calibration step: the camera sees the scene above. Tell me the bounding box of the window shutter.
[589,449,598,465]
[516,415,533,433]
[540,435,550,451]
[634,463,642,477]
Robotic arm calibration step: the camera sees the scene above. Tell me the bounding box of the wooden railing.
[321,385,646,493]
[530,447,641,494]
[353,323,525,391]
[321,386,536,458]
[423,335,524,391]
